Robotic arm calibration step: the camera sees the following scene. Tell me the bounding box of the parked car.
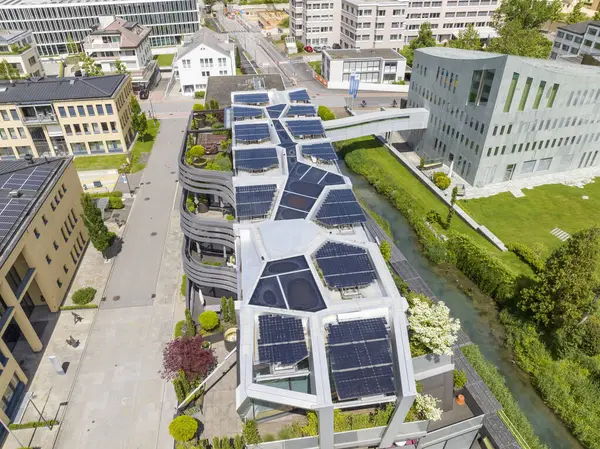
[313,45,322,52]
[304,45,314,52]
[322,45,331,51]
[332,43,341,49]
[139,90,149,100]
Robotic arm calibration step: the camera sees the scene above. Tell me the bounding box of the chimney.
[24,153,34,165]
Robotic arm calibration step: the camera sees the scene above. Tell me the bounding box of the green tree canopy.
[80,193,113,255]
[130,94,141,115]
[448,24,482,50]
[594,9,600,20]
[114,59,129,74]
[566,1,588,24]
[492,0,562,30]
[486,21,552,58]
[400,22,437,66]
[79,52,103,76]
[519,226,600,330]
[0,59,21,80]
[133,112,148,139]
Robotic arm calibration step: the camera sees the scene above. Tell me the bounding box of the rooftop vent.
[0,86,7,92]
[24,154,33,165]
[9,190,22,198]
[70,79,75,85]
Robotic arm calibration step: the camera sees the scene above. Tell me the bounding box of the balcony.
[183,240,237,294]
[83,41,121,50]
[180,193,235,248]
[21,113,58,125]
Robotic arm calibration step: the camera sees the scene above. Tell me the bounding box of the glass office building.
[0,0,200,56]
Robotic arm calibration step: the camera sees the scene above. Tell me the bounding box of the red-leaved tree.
[161,336,217,382]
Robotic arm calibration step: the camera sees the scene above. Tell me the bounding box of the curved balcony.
[183,241,238,295]
[180,194,236,248]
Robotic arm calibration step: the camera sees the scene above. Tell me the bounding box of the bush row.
[60,304,98,310]
[9,420,59,430]
[506,242,545,273]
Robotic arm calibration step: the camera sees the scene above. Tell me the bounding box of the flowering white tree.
[414,393,443,421]
[408,295,461,355]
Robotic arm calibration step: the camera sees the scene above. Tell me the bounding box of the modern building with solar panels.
[178,90,493,448]
[0,156,87,438]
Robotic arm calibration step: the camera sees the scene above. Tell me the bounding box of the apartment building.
[550,20,600,60]
[174,28,236,96]
[290,0,341,48]
[0,74,134,160]
[322,48,406,87]
[406,47,600,187]
[0,29,43,78]
[0,156,86,439]
[0,0,199,57]
[83,16,160,92]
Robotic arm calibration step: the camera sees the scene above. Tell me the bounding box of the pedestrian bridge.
[323,108,429,142]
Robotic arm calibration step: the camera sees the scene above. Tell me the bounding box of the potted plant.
[224,327,237,351]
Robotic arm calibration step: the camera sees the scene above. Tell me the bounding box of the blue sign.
[349,73,360,98]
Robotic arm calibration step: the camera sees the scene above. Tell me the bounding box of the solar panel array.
[286,120,325,138]
[233,106,263,120]
[327,318,395,401]
[316,189,366,227]
[267,104,286,118]
[0,197,30,240]
[289,90,310,102]
[315,242,376,289]
[302,143,338,161]
[234,148,278,172]
[235,123,270,142]
[234,92,269,104]
[235,184,277,220]
[1,166,52,191]
[257,315,308,366]
[287,105,316,117]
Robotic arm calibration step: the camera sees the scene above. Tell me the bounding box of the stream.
[338,161,583,449]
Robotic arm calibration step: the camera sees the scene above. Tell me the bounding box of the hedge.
[198,310,219,331]
[71,287,97,305]
[169,416,198,442]
[461,344,548,449]
[432,172,451,190]
[317,105,335,121]
[60,304,98,310]
[174,320,185,338]
[89,190,123,198]
[506,242,544,273]
[9,420,59,430]
[193,103,205,111]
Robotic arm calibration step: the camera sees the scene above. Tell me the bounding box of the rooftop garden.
[0,43,31,55]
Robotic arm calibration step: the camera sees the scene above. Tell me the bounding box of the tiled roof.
[176,27,234,60]
[557,20,600,35]
[95,17,151,48]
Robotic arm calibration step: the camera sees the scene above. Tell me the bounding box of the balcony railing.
[22,114,58,124]
[84,41,121,49]
[183,242,237,294]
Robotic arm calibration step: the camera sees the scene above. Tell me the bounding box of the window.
[42,214,48,225]
[393,8,403,14]
[63,265,69,274]
[182,59,191,68]
[10,109,18,120]
[45,254,51,264]
[557,31,564,38]
[101,122,109,133]
[92,123,100,134]
[392,22,400,28]
[8,128,15,139]
[77,105,85,116]
[17,128,25,138]
[536,157,552,171]
[34,228,40,238]
[565,33,573,41]
[533,80,546,109]
[86,105,95,116]
[58,106,66,118]
[547,83,559,107]
[106,104,113,114]
[493,125,497,136]
[96,105,104,115]
[53,240,59,250]
[375,35,383,41]
[584,39,592,46]
[518,77,533,111]
[16,146,30,156]
[68,106,76,117]
[73,124,81,135]
[57,279,62,288]
[521,160,536,173]
[377,10,386,16]
[507,124,512,134]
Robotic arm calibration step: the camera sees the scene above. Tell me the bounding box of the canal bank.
[339,160,583,449]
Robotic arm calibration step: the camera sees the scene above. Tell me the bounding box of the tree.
[594,9,600,21]
[184,308,196,337]
[566,1,587,24]
[221,296,229,323]
[130,94,141,115]
[114,59,129,74]
[317,105,335,121]
[486,21,552,58]
[408,295,461,355]
[66,34,79,55]
[133,112,148,139]
[80,193,113,255]
[161,335,217,382]
[242,420,260,444]
[413,393,443,421]
[491,0,562,30]
[168,416,198,442]
[448,24,482,50]
[280,16,289,28]
[380,240,392,263]
[400,22,436,66]
[79,52,103,76]
[519,227,600,330]
[0,59,21,80]
[228,297,236,325]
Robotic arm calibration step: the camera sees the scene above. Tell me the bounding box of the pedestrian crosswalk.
[551,227,571,241]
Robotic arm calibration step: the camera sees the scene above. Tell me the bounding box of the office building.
[0,29,43,78]
[0,0,199,57]
[550,20,600,60]
[0,74,135,160]
[83,16,160,92]
[406,47,600,187]
[322,48,406,87]
[0,156,87,437]
[174,28,236,96]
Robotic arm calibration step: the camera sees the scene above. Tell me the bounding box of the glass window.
[532,80,546,109]
[96,105,104,115]
[68,106,76,117]
[87,105,95,116]
[9,109,18,120]
[106,104,113,114]
[77,105,85,116]
[521,160,536,173]
[547,83,559,108]
[518,77,533,111]
[58,106,67,118]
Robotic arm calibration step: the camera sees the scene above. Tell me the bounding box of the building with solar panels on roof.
[177,90,495,448]
[0,155,87,438]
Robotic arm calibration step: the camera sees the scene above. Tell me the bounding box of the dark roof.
[206,75,285,107]
[557,20,600,35]
[0,75,127,105]
[0,158,70,266]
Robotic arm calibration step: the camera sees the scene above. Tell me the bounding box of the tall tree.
[519,227,600,330]
[80,193,113,255]
[400,22,437,66]
[492,0,562,30]
[79,52,103,76]
[448,24,482,50]
[486,21,552,58]
[114,59,129,74]
[566,1,588,24]
[130,94,141,115]
[133,111,148,139]
[66,35,79,55]
[594,9,600,21]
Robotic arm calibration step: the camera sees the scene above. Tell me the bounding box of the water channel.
[338,161,582,449]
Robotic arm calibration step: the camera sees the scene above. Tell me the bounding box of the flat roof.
[0,29,29,44]
[206,75,285,108]
[0,74,127,104]
[324,48,404,61]
[0,158,70,266]
[557,20,600,35]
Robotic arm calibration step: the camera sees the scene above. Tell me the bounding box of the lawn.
[337,137,530,275]
[130,119,160,173]
[153,54,175,67]
[308,61,321,75]
[459,181,600,258]
[73,154,127,171]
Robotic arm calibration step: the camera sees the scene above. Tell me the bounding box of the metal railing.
[498,409,531,449]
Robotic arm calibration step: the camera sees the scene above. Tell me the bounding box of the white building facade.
[0,29,43,77]
[175,28,236,96]
[550,20,600,60]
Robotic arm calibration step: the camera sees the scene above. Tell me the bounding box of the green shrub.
[226,214,234,221]
[174,320,185,338]
[60,304,98,310]
[506,242,545,273]
[185,308,196,337]
[198,310,220,331]
[432,171,451,190]
[71,287,96,305]
[89,190,123,198]
[109,196,124,209]
[194,91,205,99]
[393,80,406,85]
[9,420,59,430]
[379,240,392,262]
[193,103,205,111]
[242,420,261,444]
[393,274,409,296]
[173,376,186,403]
[317,105,335,121]
[181,274,187,296]
[453,369,468,389]
[168,416,198,442]
[581,316,600,356]
[262,433,276,442]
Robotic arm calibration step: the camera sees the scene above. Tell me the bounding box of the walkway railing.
[177,347,237,410]
[498,409,531,449]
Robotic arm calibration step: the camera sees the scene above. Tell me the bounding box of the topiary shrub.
[174,320,185,338]
[168,415,198,442]
[72,287,96,305]
[242,420,261,444]
[109,196,124,209]
[194,91,205,99]
[317,105,335,121]
[193,103,205,111]
[454,369,468,389]
[186,145,206,165]
[198,310,220,331]
[432,172,451,190]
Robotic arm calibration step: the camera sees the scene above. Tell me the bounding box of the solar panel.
[235,184,277,220]
[334,365,396,400]
[235,123,270,143]
[329,340,392,371]
[316,189,366,227]
[233,106,263,120]
[287,105,316,117]
[327,318,388,346]
[1,166,52,191]
[315,244,376,289]
[287,120,325,138]
[267,104,286,118]
[234,92,269,104]
[289,90,310,102]
[0,197,30,240]
[234,148,278,172]
[258,315,304,344]
[302,143,338,161]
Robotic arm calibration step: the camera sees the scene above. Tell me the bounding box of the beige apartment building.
[0,29,43,78]
[0,156,86,432]
[0,74,135,160]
